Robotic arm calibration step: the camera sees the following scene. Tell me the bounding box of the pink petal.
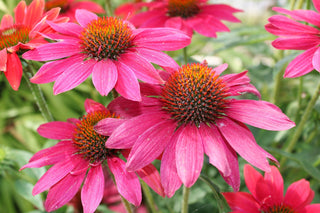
[22,42,81,61]
[312,46,320,72]
[201,4,242,22]
[45,168,86,212]
[217,118,277,172]
[108,157,142,206]
[119,52,164,84]
[264,166,284,205]
[160,132,182,197]
[14,1,26,24]
[130,9,166,27]
[1,15,13,28]
[84,98,106,114]
[284,179,314,210]
[5,53,22,90]
[94,118,126,136]
[72,1,105,14]
[81,165,104,213]
[114,61,141,101]
[273,7,320,27]
[75,9,98,28]
[92,60,118,96]
[223,192,260,213]
[134,28,191,51]
[187,15,229,37]
[136,164,165,197]
[284,47,317,78]
[226,99,295,131]
[272,36,320,50]
[106,113,162,149]
[301,204,320,213]
[46,21,83,37]
[126,120,175,171]
[53,59,95,95]
[24,0,44,28]
[213,63,228,75]
[0,49,7,71]
[175,125,204,187]
[37,121,75,139]
[314,0,320,13]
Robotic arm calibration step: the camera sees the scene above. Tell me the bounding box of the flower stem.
[141,180,158,213]
[105,0,114,16]
[120,196,134,213]
[271,65,285,105]
[181,185,190,213]
[183,47,188,65]
[24,65,54,122]
[294,77,304,123]
[280,82,320,165]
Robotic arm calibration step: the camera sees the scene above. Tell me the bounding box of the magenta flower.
[45,0,105,22]
[96,63,295,197]
[265,0,320,78]
[23,9,191,101]
[115,0,152,19]
[0,0,67,90]
[223,164,320,213]
[129,0,242,38]
[21,99,164,213]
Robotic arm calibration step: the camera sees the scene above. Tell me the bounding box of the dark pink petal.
[175,125,203,187]
[312,46,320,72]
[53,59,95,95]
[284,47,317,78]
[165,16,182,29]
[0,49,7,71]
[107,96,143,119]
[130,9,167,27]
[24,0,44,28]
[22,42,80,61]
[135,47,180,71]
[14,1,26,24]
[160,132,182,197]
[301,204,320,213]
[226,99,295,131]
[75,9,98,28]
[217,118,277,172]
[114,61,141,101]
[314,0,320,13]
[126,120,175,171]
[273,7,320,27]
[106,113,162,149]
[136,164,165,197]
[119,52,164,84]
[272,36,320,50]
[72,1,105,14]
[201,4,242,22]
[30,54,84,84]
[94,118,126,136]
[187,15,229,37]
[223,192,260,213]
[92,60,118,96]
[44,168,86,212]
[5,53,22,90]
[46,21,83,37]
[264,166,284,205]
[284,179,314,210]
[134,28,191,51]
[1,14,13,28]
[108,157,142,206]
[84,99,106,114]
[81,165,104,213]
[37,121,75,139]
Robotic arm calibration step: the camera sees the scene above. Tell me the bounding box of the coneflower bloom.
[265,0,320,78]
[21,99,164,213]
[223,164,320,213]
[0,0,67,90]
[129,0,242,38]
[45,0,105,22]
[23,9,191,101]
[96,63,295,197]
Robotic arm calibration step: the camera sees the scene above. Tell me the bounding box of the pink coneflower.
[23,9,191,101]
[21,99,164,213]
[96,63,295,197]
[265,0,320,78]
[0,0,67,90]
[115,0,160,19]
[129,0,242,38]
[223,164,320,213]
[45,0,105,22]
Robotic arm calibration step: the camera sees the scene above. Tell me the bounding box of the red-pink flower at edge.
[95,63,295,197]
[265,0,320,78]
[0,0,68,90]
[223,164,320,213]
[23,9,191,101]
[129,0,242,38]
[115,0,160,19]
[20,99,164,213]
[45,0,105,22]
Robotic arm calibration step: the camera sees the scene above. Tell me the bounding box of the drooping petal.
[217,118,277,172]
[273,7,320,27]
[187,15,229,37]
[46,21,83,37]
[114,61,141,101]
[5,53,22,90]
[284,179,314,210]
[94,118,126,136]
[92,60,118,96]
[223,192,260,213]
[272,36,320,50]
[81,165,104,213]
[175,125,204,187]
[264,166,284,205]
[312,46,320,72]
[0,49,7,71]
[0,15,13,28]
[126,120,175,171]
[108,157,141,206]
[200,4,242,22]
[301,204,320,213]
[37,121,75,140]
[75,9,98,28]
[84,98,107,114]
[226,99,295,131]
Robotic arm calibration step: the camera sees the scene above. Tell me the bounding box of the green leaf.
[15,180,44,211]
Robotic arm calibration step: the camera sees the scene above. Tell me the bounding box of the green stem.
[296,0,305,9]
[271,65,285,105]
[181,185,190,213]
[24,65,54,122]
[183,47,188,65]
[290,0,296,10]
[294,77,304,123]
[280,82,320,165]
[105,0,114,17]
[141,180,158,213]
